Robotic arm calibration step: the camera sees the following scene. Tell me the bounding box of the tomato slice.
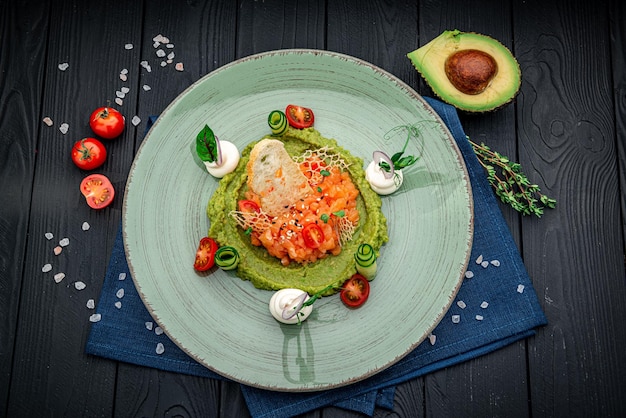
[340,274,370,308]
[194,237,218,272]
[302,223,325,249]
[285,104,314,129]
[238,200,260,213]
[79,174,115,209]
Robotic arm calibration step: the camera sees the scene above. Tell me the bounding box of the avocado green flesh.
[207,127,388,295]
[408,30,521,112]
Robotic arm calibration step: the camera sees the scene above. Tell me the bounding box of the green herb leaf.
[196,125,219,163]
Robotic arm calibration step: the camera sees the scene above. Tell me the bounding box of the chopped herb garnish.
[320,214,330,223]
[332,210,345,217]
[320,169,330,176]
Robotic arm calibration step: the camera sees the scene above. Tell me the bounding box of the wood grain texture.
[0,1,49,413]
[514,0,626,416]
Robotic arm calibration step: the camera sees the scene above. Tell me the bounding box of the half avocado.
[408,30,521,112]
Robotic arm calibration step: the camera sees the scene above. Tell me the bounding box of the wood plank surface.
[1,0,625,417]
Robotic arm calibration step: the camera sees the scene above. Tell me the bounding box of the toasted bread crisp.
[246,139,313,217]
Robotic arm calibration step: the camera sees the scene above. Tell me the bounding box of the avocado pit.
[444,49,498,95]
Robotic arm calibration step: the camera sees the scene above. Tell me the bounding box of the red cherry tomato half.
[89,107,125,139]
[302,223,325,249]
[194,237,218,272]
[285,104,314,129]
[79,174,115,209]
[71,137,107,170]
[238,200,260,213]
[340,274,370,308]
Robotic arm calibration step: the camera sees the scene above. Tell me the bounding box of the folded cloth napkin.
[86,97,547,418]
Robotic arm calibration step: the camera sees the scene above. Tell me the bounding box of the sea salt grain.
[481,261,489,268]
[59,237,70,247]
[475,315,484,321]
[175,62,184,71]
[53,272,65,283]
[115,301,122,309]
[451,314,461,324]
[475,254,483,264]
[142,84,151,91]
[464,270,474,279]
[167,52,175,60]
[480,301,489,309]
[59,123,69,134]
[121,86,130,94]
[428,334,436,345]
[42,263,52,273]
[115,97,123,106]
[116,90,125,98]
[53,246,62,255]
[156,343,165,354]
[82,222,90,231]
[154,326,163,335]
[156,49,166,57]
[43,117,53,126]
[160,61,167,67]
[131,116,141,126]
[517,284,525,293]
[140,60,152,72]
[120,73,127,82]
[89,313,102,323]
[118,272,126,281]
[58,63,69,71]
[45,232,54,240]
[124,43,133,50]
[116,288,125,299]
[457,300,466,309]
[145,321,153,330]
[86,299,95,309]
[74,281,86,290]
[491,260,501,267]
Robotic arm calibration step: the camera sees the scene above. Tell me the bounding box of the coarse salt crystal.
[464,270,474,279]
[475,254,483,264]
[124,43,133,50]
[475,315,484,321]
[175,62,184,71]
[89,313,102,322]
[457,300,466,309]
[166,43,174,49]
[114,301,122,309]
[86,299,95,309]
[451,314,461,324]
[115,98,123,106]
[118,272,126,281]
[160,61,167,67]
[145,321,153,330]
[140,61,152,72]
[480,301,489,309]
[167,52,175,60]
[74,281,86,290]
[428,334,436,345]
[120,68,129,75]
[115,91,125,98]
[156,342,165,354]
[156,49,166,57]
[53,246,62,255]
[58,63,69,71]
[82,222,90,231]
[153,41,160,48]
[491,260,501,267]
[43,117,53,126]
[59,123,69,134]
[131,116,141,126]
[45,232,54,240]
[517,284,525,293]
[154,326,163,335]
[166,59,172,65]
[116,288,124,299]
[53,272,65,283]
[59,237,69,247]
[42,263,52,273]
[121,86,130,94]
[481,261,489,268]
[119,73,128,82]
[142,84,151,91]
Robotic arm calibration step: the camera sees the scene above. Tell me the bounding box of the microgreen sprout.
[377,123,425,173]
[469,138,556,217]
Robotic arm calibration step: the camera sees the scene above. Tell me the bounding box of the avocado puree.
[207,127,388,295]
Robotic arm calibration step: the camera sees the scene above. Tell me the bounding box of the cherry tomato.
[71,137,107,170]
[238,200,260,213]
[194,237,218,272]
[340,274,370,308]
[89,107,125,139]
[285,104,314,129]
[79,174,115,209]
[302,223,325,249]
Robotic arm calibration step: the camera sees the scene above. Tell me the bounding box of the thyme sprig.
[469,139,556,217]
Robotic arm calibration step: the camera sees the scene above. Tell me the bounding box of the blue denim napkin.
[86,98,547,417]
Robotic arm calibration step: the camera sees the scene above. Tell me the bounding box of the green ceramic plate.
[124,49,473,392]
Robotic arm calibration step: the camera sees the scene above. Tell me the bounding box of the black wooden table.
[2,1,625,416]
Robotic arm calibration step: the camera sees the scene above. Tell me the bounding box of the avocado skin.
[408,30,521,113]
